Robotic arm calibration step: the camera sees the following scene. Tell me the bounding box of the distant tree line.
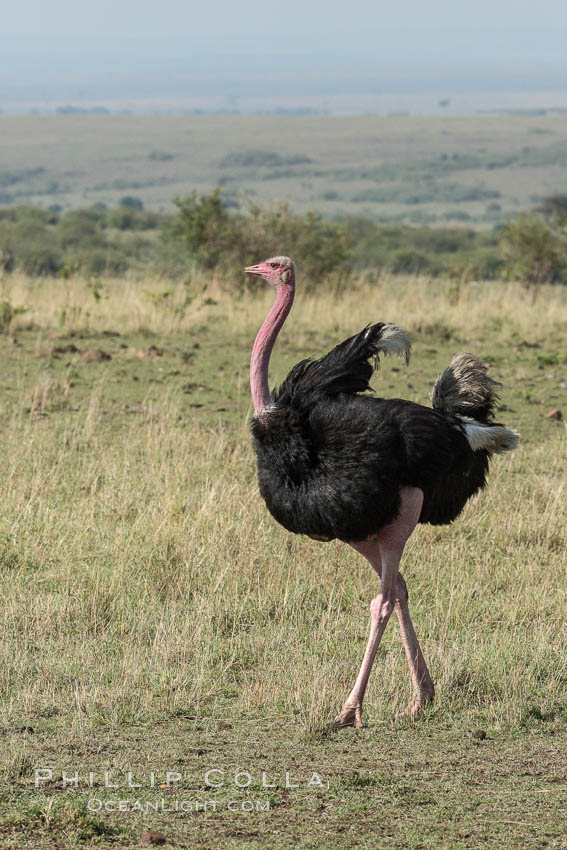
[1,190,567,288]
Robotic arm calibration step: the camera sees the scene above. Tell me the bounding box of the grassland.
[0,269,565,848]
[2,114,567,225]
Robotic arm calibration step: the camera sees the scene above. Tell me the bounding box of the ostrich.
[246,256,519,727]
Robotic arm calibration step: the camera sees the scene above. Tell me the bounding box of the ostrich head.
[244,256,295,287]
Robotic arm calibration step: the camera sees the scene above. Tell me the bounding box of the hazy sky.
[2,0,567,70]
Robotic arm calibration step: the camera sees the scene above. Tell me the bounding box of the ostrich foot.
[334,702,363,728]
[394,691,434,721]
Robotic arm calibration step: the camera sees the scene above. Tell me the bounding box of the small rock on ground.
[472,729,487,740]
[82,348,111,362]
[141,829,166,846]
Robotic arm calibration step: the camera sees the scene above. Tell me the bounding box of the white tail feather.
[461,417,520,454]
[373,323,411,365]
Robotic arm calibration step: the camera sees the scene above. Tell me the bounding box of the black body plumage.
[251,324,497,543]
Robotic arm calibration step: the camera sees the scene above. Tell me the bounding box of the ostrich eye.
[269,262,278,269]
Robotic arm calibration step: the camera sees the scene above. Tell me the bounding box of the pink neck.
[250,281,295,415]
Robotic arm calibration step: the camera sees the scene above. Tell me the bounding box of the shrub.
[148,150,174,162]
[389,249,436,275]
[0,301,27,333]
[20,247,63,276]
[537,194,567,226]
[58,209,104,250]
[241,204,350,287]
[1,211,64,276]
[443,210,472,221]
[169,189,230,269]
[219,150,312,168]
[500,214,567,288]
[74,249,128,276]
[463,251,505,280]
[104,208,159,231]
[0,167,45,188]
[119,196,144,210]
[166,190,350,287]
[352,183,500,206]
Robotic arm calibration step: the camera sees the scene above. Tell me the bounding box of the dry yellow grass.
[3,268,567,340]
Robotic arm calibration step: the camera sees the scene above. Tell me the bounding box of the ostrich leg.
[335,487,429,728]
[334,551,397,728]
[394,573,435,718]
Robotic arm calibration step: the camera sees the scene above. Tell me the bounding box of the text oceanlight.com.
[87,798,272,813]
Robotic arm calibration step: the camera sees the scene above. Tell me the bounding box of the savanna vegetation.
[2,113,567,223]
[0,110,566,848]
[0,267,565,849]
[2,189,567,290]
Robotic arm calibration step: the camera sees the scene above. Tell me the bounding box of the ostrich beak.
[244,264,265,276]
